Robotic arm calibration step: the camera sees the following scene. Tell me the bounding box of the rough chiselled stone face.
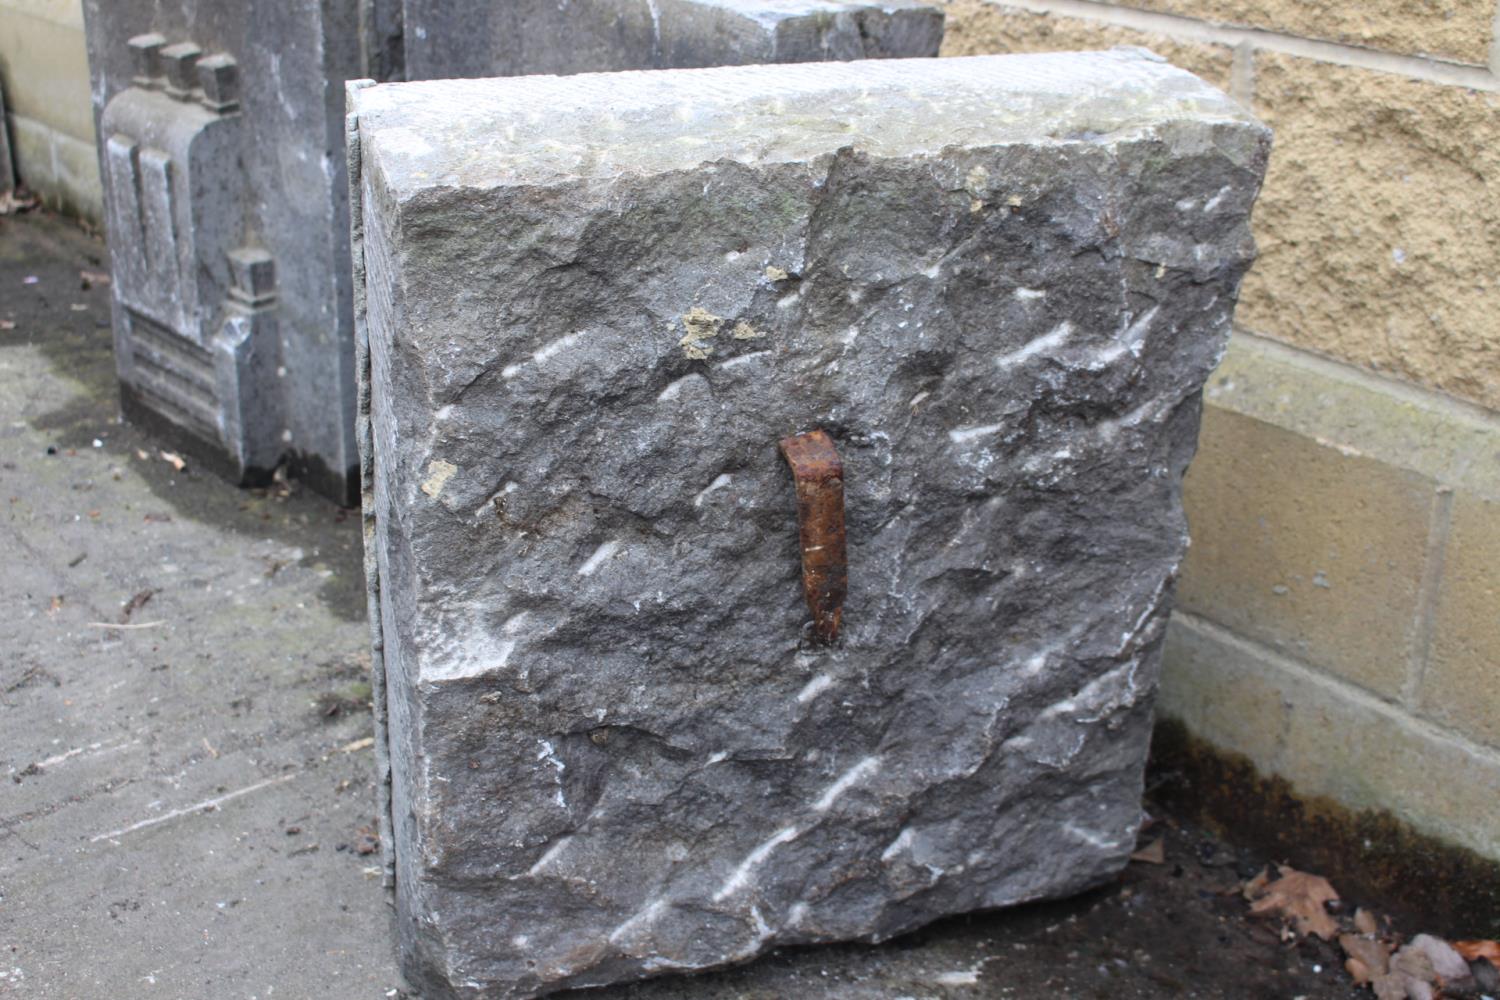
[350,51,1269,1000]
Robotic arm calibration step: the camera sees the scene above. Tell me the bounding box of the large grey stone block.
[82,0,940,504]
[401,0,944,81]
[350,50,1270,998]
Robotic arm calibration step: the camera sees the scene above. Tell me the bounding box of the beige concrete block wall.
[941,0,1500,860]
[0,0,100,219]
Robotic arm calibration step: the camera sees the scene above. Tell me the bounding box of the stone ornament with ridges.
[349,50,1269,999]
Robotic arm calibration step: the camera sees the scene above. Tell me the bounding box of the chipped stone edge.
[345,77,397,894]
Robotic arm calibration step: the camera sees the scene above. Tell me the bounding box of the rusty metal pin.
[779,429,848,644]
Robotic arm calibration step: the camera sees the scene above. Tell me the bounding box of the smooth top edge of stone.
[353,51,1263,198]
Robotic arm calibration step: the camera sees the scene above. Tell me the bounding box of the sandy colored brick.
[1207,331,1500,501]
[1110,0,1492,65]
[5,115,99,220]
[7,115,55,189]
[1177,404,1436,698]
[1239,52,1500,410]
[1423,491,1500,748]
[1159,618,1291,769]
[47,128,101,221]
[940,0,1233,90]
[0,8,95,142]
[1160,615,1500,860]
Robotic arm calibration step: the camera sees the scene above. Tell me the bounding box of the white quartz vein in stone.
[717,350,771,370]
[528,835,572,876]
[577,539,622,576]
[796,673,833,703]
[995,321,1071,367]
[609,898,666,944]
[502,330,587,378]
[694,474,732,507]
[536,740,567,808]
[812,755,880,813]
[948,422,1005,445]
[1063,822,1120,850]
[880,826,914,861]
[714,826,800,901]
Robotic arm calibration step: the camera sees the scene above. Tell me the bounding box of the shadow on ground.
[0,211,364,621]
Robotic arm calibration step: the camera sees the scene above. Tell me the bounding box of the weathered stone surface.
[351,50,1267,999]
[82,1,370,500]
[401,0,945,81]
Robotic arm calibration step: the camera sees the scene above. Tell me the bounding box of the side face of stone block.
[352,52,1268,999]
[0,76,13,195]
[82,0,364,500]
[400,0,944,80]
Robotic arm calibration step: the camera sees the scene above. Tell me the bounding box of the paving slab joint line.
[1173,610,1500,773]
[88,772,299,843]
[991,0,1500,90]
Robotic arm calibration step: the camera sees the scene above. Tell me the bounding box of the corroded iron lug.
[779,429,848,643]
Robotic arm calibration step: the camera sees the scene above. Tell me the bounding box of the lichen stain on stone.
[420,459,458,498]
[732,321,764,340]
[964,164,989,198]
[679,307,723,360]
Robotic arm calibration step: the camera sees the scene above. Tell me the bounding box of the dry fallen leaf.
[1409,934,1470,982]
[119,588,155,624]
[159,450,186,472]
[1372,944,1439,1000]
[353,824,380,855]
[1130,838,1165,865]
[1455,940,1500,964]
[1247,864,1340,940]
[1340,933,1391,984]
[80,269,111,288]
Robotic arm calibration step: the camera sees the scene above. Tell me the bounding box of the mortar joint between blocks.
[994,0,1500,91]
[1401,486,1456,712]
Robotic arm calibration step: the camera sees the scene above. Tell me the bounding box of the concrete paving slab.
[0,211,395,998]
